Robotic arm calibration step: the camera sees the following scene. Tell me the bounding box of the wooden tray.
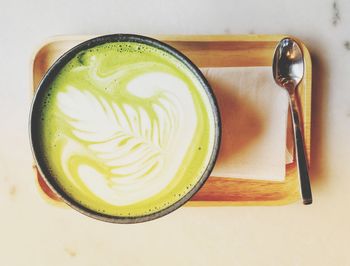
[32,35,312,207]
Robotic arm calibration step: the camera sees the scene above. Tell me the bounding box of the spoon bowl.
[273,38,304,92]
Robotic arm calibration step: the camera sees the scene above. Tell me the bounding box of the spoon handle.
[289,94,313,205]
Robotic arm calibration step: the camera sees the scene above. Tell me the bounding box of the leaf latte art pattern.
[56,72,197,205]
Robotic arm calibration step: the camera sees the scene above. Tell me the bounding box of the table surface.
[1,0,350,265]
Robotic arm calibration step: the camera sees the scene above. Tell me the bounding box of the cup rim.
[29,33,221,223]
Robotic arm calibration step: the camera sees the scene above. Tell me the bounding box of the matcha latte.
[30,35,220,222]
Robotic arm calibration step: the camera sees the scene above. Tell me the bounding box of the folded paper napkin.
[201,67,293,181]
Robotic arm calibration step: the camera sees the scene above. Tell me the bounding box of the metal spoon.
[272,37,312,205]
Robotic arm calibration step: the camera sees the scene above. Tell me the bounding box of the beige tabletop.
[1,0,350,265]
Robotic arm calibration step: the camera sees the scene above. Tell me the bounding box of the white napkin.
[201,67,293,181]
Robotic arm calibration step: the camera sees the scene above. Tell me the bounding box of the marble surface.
[0,0,350,265]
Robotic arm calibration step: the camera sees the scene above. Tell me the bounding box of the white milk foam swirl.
[57,71,198,205]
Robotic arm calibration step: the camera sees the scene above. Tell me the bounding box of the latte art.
[57,71,197,205]
[36,41,216,217]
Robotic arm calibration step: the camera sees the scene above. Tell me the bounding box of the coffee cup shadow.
[213,84,265,166]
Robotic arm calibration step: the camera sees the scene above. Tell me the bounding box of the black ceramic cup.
[29,34,221,223]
